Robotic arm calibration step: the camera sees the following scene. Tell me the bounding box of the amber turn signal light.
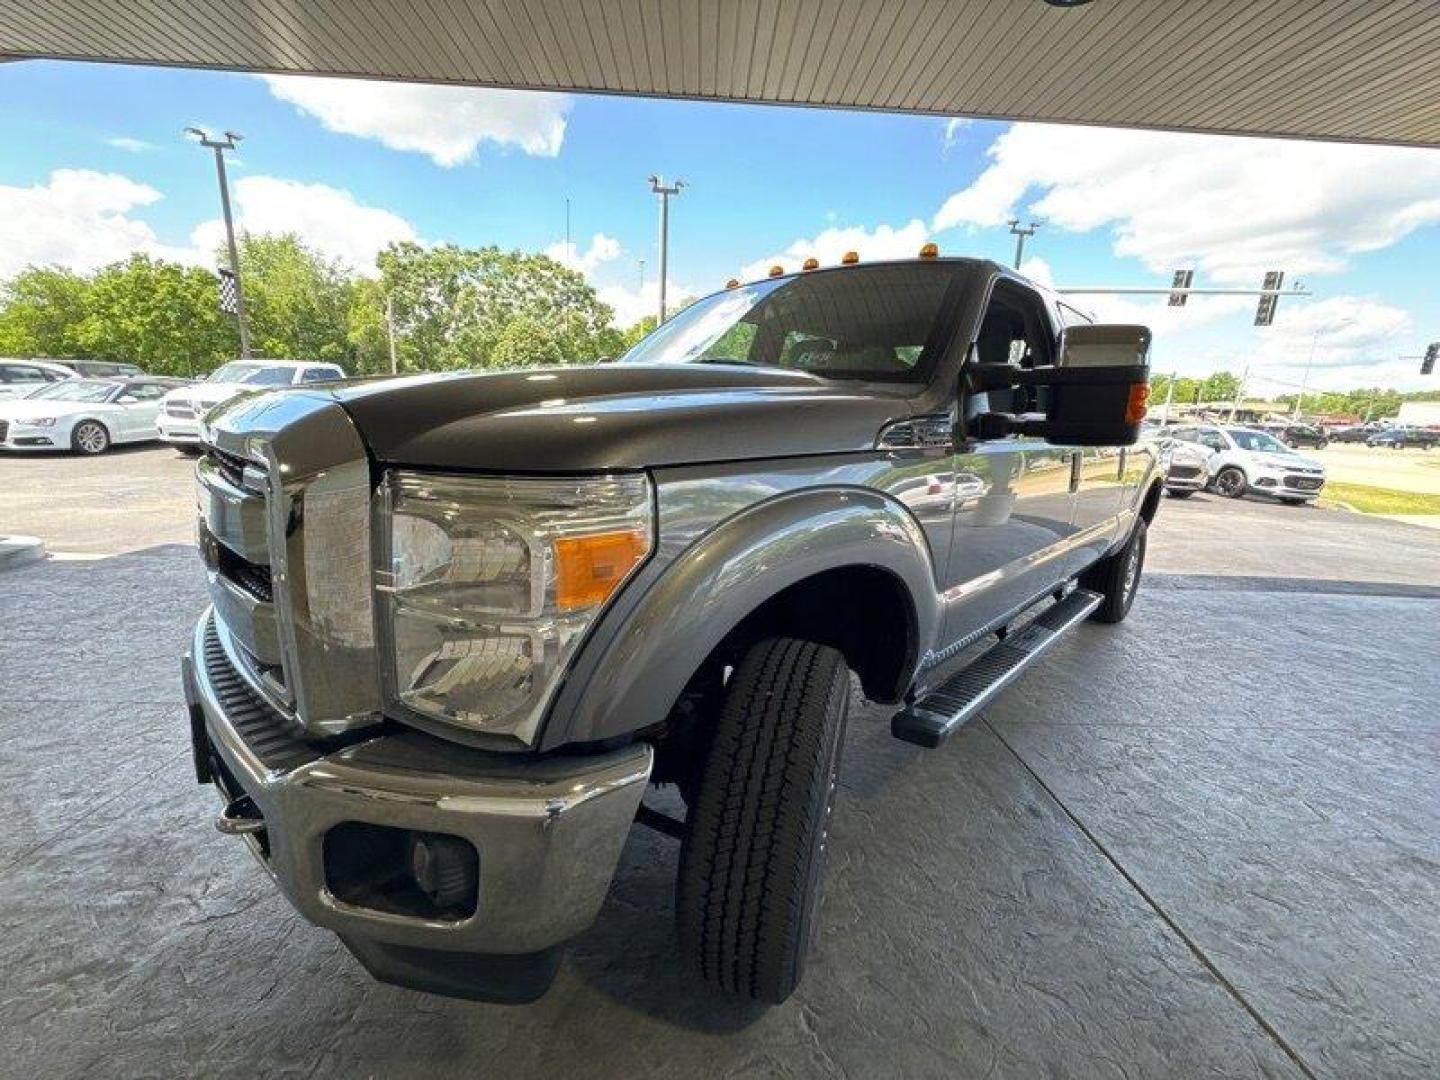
[553,529,650,611]
[1125,383,1150,424]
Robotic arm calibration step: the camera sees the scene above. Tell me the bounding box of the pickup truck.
[183,254,1158,1006]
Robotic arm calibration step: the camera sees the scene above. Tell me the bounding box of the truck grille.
[208,447,252,490]
[165,400,196,418]
[1168,464,1202,479]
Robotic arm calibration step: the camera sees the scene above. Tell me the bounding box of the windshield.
[208,362,296,386]
[1229,429,1291,453]
[618,263,960,382]
[26,381,118,403]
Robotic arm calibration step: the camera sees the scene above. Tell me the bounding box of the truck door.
[943,281,1077,645]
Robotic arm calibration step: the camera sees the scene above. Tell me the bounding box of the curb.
[0,535,47,572]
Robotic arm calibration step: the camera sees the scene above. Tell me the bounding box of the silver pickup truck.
[183,254,1159,1005]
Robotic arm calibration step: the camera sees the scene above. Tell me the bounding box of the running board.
[891,588,1102,748]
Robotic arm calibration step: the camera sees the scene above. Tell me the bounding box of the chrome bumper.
[183,610,652,960]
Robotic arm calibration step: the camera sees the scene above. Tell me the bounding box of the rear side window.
[1,364,48,384]
[301,366,343,383]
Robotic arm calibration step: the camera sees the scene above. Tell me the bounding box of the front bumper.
[157,418,203,443]
[1249,470,1325,499]
[183,609,651,998]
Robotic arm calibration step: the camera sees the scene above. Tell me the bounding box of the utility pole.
[1229,363,1249,422]
[1007,219,1039,268]
[185,127,251,358]
[648,175,685,324]
[1294,331,1319,419]
[385,293,399,374]
[1162,371,1176,424]
[637,258,646,292]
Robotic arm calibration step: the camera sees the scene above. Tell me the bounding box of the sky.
[2,59,1438,394]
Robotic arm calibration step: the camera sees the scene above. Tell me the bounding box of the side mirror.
[967,324,1152,447]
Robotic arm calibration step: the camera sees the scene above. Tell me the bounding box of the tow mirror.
[966,324,1152,447]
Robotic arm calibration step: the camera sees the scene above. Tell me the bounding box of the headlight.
[25,418,56,427]
[377,471,653,743]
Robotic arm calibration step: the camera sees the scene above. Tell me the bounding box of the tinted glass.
[618,263,960,382]
[28,381,118,402]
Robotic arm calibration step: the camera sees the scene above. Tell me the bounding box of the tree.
[1200,370,1241,403]
[377,242,617,369]
[489,316,567,367]
[0,266,91,357]
[71,255,236,375]
[236,234,358,366]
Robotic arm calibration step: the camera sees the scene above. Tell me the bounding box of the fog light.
[1256,477,1277,487]
[325,822,479,919]
[409,832,479,910]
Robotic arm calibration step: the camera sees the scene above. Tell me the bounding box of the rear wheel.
[1214,466,1247,498]
[71,421,110,455]
[1080,517,1147,624]
[676,637,849,1005]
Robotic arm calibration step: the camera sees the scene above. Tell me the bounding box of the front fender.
[537,486,940,750]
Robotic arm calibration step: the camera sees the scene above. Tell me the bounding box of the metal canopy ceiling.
[3,0,1439,147]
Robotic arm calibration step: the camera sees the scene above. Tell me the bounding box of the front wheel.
[1080,517,1147,623]
[677,637,849,1005]
[71,421,111,455]
[1214,466,1247,498]
[1165,488,1194,499]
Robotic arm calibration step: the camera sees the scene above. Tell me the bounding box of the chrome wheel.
[1121,533,1142,604]
[73,421,109,455]
[1215,467,1246,498]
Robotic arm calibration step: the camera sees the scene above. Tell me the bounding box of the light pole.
[648,175,685,324]
[186,127,251,358]
[1294,331,1319,419]
[1007,219,1039,268]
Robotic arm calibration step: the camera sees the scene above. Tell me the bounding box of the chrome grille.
[201,616,317,772]
[165,399,196,418]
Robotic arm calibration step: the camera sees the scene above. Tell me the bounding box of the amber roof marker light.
[725,278,739,289]
[841,251,859,264]
[918,242,939,258]
[768,264,784,277]
[802,257,819,271]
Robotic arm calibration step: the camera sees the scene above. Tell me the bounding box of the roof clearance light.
[725,278,740,289]
[802,257,819,271]
[841,251,859,265]
[768,264,784,277]
[919,242,939,259]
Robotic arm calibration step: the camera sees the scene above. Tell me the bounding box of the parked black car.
[1367,428,1438,450]
[1278,424,1329,449]
[1327,425,1374,444]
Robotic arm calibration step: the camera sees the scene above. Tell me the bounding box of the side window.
[126,383,167,400]
[4,364,47,384]
[974,284,1055,413]
[301,366,344,383]
[1197,430,1228,452]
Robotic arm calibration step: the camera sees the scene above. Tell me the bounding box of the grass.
[1319,481,1440,516]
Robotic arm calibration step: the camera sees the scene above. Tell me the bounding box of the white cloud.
[934,123,1440,283]
[0,169,185,280]
[107,136,155,153]
[596,279,694,328]
[738,219,931,281]
[262,76,570,166]
[942,117,972,152]
[189,176,417,274]
[545,233,621,275]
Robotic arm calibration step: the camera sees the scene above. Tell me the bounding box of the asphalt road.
[1,448,1438,1079]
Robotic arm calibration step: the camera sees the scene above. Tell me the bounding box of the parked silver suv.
[182,254,1160,1005]
[1167,423,1326,504]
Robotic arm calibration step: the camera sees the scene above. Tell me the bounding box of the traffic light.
[1254,271,1283,326]
[1424,342,1438,375]
[1168,269,1194,307]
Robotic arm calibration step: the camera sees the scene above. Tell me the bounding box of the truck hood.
[330,364,916,470]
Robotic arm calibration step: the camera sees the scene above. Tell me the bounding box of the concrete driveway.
[1,450,1437,1079]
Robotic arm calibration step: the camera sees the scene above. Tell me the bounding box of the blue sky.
[3,59,1438,392]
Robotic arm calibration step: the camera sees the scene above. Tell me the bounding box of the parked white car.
[0,359,78,400]
[1167,423,1327,504]
[0,376,189,454]
[156,359,346,449]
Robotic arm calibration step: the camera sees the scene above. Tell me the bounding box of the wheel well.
[712,566,917,705]
[1139,481,1163,524]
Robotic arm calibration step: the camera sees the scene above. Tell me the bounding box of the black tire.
[1165,488,1194,499]
[1214,466,1247,499]
[677,637,849,1005]
[1079,517,1147,623]
[175,444,203,457]
[1279,497,1308,506]
[71,420,111,455]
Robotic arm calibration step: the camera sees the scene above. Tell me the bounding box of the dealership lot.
[2,450,1438,1078]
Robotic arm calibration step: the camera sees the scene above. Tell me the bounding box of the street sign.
[1254,271,1283,326]
[1167,269,1194,307]
[217,267,239,316]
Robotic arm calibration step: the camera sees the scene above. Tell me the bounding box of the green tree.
[489,316,567,367]
[236,234,357,366]
[377,242,617,369]
[0,266,92,357]
[71,255,236,375]
[1200,370,1241,402]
